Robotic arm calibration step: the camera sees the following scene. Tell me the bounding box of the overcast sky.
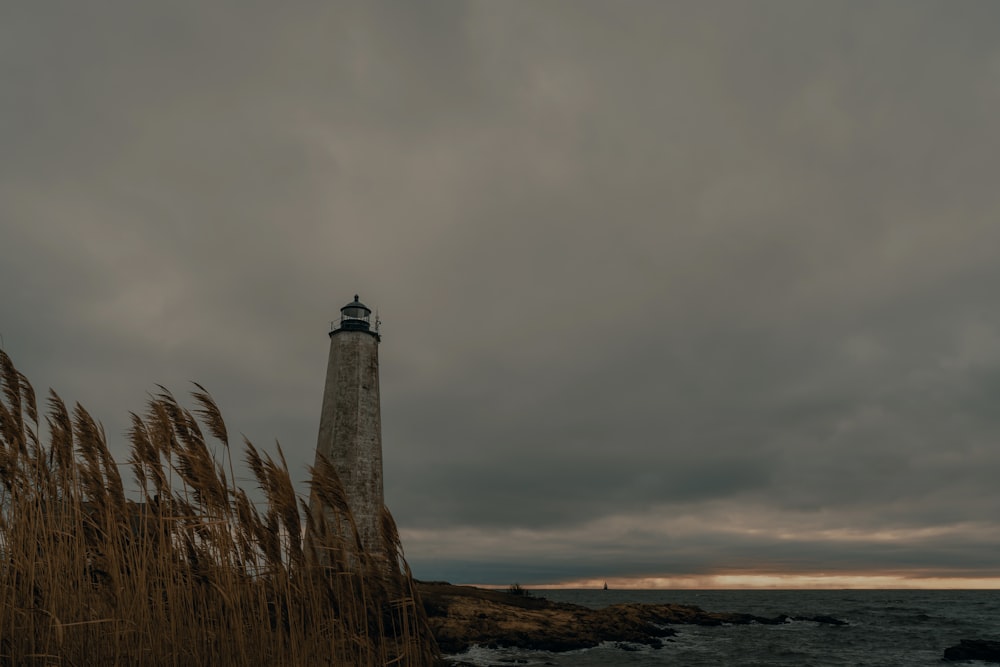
[3,1,1000,588]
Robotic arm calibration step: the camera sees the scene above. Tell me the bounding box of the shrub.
[507,583,530,596]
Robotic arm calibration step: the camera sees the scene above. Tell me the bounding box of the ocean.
[446,589,1000,666]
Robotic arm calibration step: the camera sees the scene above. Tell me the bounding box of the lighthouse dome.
[335,294,374,334]
[341,295,371,320]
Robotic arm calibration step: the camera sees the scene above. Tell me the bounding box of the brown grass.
[0,350,438,666]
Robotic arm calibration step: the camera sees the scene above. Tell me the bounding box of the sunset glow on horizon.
[531,574,1000,590]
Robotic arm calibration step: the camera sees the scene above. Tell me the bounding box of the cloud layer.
[4,1,1000,585]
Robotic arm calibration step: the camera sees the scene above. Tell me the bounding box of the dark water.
[448,589,1000,666]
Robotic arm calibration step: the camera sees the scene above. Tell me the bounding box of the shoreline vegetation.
[0,350,437,665]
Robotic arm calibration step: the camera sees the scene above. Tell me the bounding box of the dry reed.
[0,350,438,666]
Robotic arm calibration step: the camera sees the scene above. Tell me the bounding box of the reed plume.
[0,350,438,665]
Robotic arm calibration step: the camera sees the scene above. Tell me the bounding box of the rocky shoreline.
[418,583,1000,665]
[417,581,847,658]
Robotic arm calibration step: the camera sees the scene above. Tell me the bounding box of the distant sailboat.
[603,581,608,591]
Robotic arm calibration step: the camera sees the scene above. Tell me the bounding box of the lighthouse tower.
[313,295,384,554]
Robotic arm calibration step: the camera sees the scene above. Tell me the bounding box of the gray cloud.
[4,0,1000,586]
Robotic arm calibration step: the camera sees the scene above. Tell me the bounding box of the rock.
[418,582,676,654]
[943,639,1000,662]
[416,581,847,657]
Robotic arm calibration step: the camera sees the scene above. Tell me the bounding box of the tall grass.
[0,350,437,666]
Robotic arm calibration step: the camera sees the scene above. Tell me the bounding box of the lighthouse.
[313,295,384,554]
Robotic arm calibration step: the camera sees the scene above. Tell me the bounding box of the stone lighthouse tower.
[313,295,383,554]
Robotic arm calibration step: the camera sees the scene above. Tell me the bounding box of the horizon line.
[460,573,1000,590]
